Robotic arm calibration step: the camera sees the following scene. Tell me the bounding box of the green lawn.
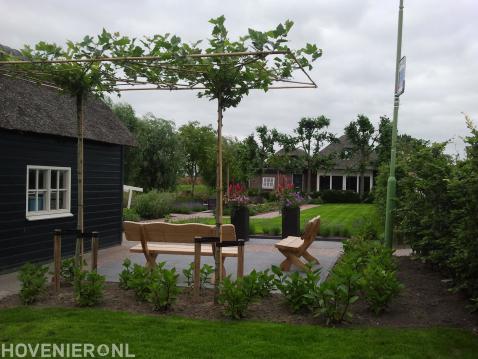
[176,204,379,237]
[0,308,477,358]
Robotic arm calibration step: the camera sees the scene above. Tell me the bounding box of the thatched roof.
[319,135,376,170]
[0,74,135,146]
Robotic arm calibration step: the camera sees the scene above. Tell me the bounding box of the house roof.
[274,147,306,157]
[0,74,135,146]
[319,135,376,170]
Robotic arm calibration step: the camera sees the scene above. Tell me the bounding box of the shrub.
[312,275,360,325]
[200,264,214,288]
[319,190,361,203]
[183,262,194,287]
[218,276,254,319]
[60,258,76,285]
[123,208,141,222]
[359,259,403,315]
[132,191,176,219]
[272,264,321,313]
[73,269,105,307]
[251,269,275,298]
[271,226,281,236]
[18,263,48,305]
[261,225,270,235]
[119,258,133,289]
[128,263,159,301]
[249,222,257,235]
[147,267,180,311]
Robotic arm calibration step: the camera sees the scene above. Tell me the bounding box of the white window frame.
[262,176,275,190]
[26,165,73,221]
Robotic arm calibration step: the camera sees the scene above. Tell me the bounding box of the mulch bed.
[1,257,477,330]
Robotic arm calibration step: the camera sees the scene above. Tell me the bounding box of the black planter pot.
[281,206,300,238]
[231,206,249,241]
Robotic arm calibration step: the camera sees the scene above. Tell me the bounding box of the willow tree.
[0,32,129,265]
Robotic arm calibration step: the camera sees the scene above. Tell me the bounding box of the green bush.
[147,267,180,311]
[183,262,194,287]
[18,263,48,305]
[132,191,176,219]
[249,222,257,235]
[60,258,77,285]
[218,270,275,319]
[359,259,403,315]
[73,269,105,307]
[318,190,361,203]
[128,263,158,301]
[271,226,281,236]
[119,259,133,289]
[272,264,321,313]
[200,264,214,288]
[123,208,141,222]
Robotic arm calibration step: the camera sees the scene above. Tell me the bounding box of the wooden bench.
[275,215,320,271]
[123,221,244,277]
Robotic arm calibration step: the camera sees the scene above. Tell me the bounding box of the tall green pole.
[384,0,404,248]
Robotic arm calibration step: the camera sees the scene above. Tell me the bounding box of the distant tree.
[111,102,141,185]
[344,114,382,197]
[178,121,216,197]
[256,125,280,174]
[293,116,336,196]
[238,134,262,184]
[375,116,393,166]
[136,114,183,191]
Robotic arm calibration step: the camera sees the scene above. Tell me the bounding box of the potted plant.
[228,183,250,241]
[277,183,304,238]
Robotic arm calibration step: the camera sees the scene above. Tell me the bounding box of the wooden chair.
[275,216,321,271]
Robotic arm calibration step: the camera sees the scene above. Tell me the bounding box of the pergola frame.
[0,49,317,295]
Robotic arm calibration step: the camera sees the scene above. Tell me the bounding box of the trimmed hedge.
[316,190,361,203]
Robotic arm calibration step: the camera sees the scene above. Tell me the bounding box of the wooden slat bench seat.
[129,243,239,257]
[123,221,244,278]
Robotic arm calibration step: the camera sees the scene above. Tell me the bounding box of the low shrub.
[73,269,105,307]
[219,269,275,319]
[132,191,176,219]
[18,263,48,305]
[249,222,257,235]
[123,208,141,222]
[200,264,214,288]
[60,258,76,285]
[318,190,361,203]
[271,226,281,236]
[312,275,360,325]
[272,264,321,313]
[128,263,159,301]
[119,258,133,289]
[261,225,270,235]
[359,259,403,315]
[182,262,194,287]
[147,267,180,311]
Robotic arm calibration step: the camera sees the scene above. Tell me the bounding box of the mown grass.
[0,307,476,359]
[175,204,379,237]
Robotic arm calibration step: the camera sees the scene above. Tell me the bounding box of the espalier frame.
[0,49,317,298]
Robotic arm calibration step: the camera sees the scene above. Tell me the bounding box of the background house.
[0,74,134,271]
[317,135,376,193]
[249,135,376,194]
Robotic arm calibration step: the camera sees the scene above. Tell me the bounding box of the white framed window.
[262,176,275,190]
[26,165,72,221]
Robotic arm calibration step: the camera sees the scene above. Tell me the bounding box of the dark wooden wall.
[0,129,123,271]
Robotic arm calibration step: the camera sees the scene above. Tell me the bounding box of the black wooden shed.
[0,74,135,271]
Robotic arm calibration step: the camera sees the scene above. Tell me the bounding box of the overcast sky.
[1,0,477,154]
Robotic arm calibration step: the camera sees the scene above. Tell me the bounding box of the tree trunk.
[214,99,224,303]
[191,170,196,198]
[75,93,85,269]
[307,166,311,197]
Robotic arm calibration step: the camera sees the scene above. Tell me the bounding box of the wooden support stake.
[53,229,62,292]
[91,231,99,271]
[237,243,245,278]
[193,241,201,300]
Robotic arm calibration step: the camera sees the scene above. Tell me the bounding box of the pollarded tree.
[293,116,336,196]
[0,32,130,264]
[178,121,216,197]
[345,115,382,197]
